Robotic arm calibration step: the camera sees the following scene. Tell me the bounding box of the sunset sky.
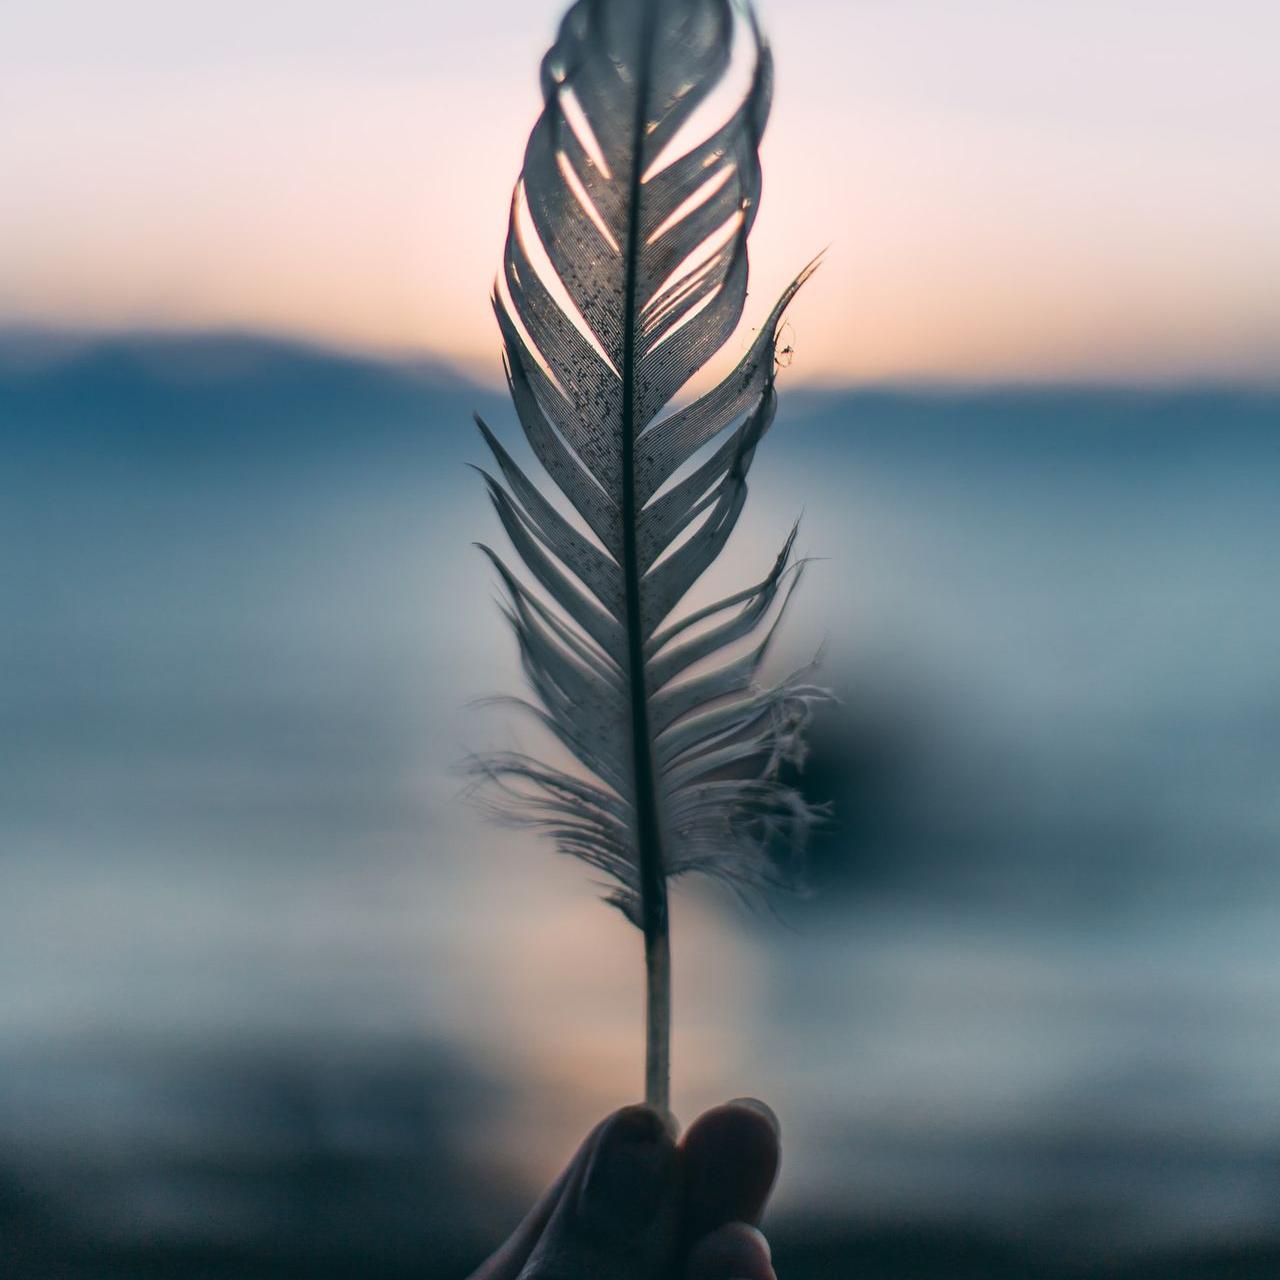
[3,0,1276,384]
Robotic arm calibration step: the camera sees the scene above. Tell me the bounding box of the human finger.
[685,1221,776,1280]
[515,1104,682,1280]
[680,1098,780,1245]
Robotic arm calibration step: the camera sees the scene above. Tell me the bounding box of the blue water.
[2,337,1278,1261]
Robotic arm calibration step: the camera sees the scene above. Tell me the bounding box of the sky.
[2,0,1277,385]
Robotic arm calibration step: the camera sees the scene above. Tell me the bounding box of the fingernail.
[727,1097,780,1138]
[578,1105,675,1238]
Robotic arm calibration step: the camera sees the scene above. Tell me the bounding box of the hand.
[469,1098,781,1280]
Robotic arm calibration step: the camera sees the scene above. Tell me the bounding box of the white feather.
[470,0,829,1106]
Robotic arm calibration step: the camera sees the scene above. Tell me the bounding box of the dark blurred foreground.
[3,1040,1280,1279]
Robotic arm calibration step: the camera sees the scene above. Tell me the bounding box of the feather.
[470,0,829,1110]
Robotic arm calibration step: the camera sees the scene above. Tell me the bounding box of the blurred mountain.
[3,328,1275,464]
[783,382,1279,464]
[0,329,503,463]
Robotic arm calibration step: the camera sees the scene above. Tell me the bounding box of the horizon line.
[2,320,1277,397]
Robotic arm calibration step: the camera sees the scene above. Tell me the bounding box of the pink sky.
[2,0,1276,384]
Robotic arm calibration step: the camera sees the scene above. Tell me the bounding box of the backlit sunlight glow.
[1,0,1276,385]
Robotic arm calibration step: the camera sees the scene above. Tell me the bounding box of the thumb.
[516,1105,682,1280]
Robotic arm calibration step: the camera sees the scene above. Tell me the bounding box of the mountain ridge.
[2,328,1275,463]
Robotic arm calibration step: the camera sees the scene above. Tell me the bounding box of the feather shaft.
[617,0,673,1114]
